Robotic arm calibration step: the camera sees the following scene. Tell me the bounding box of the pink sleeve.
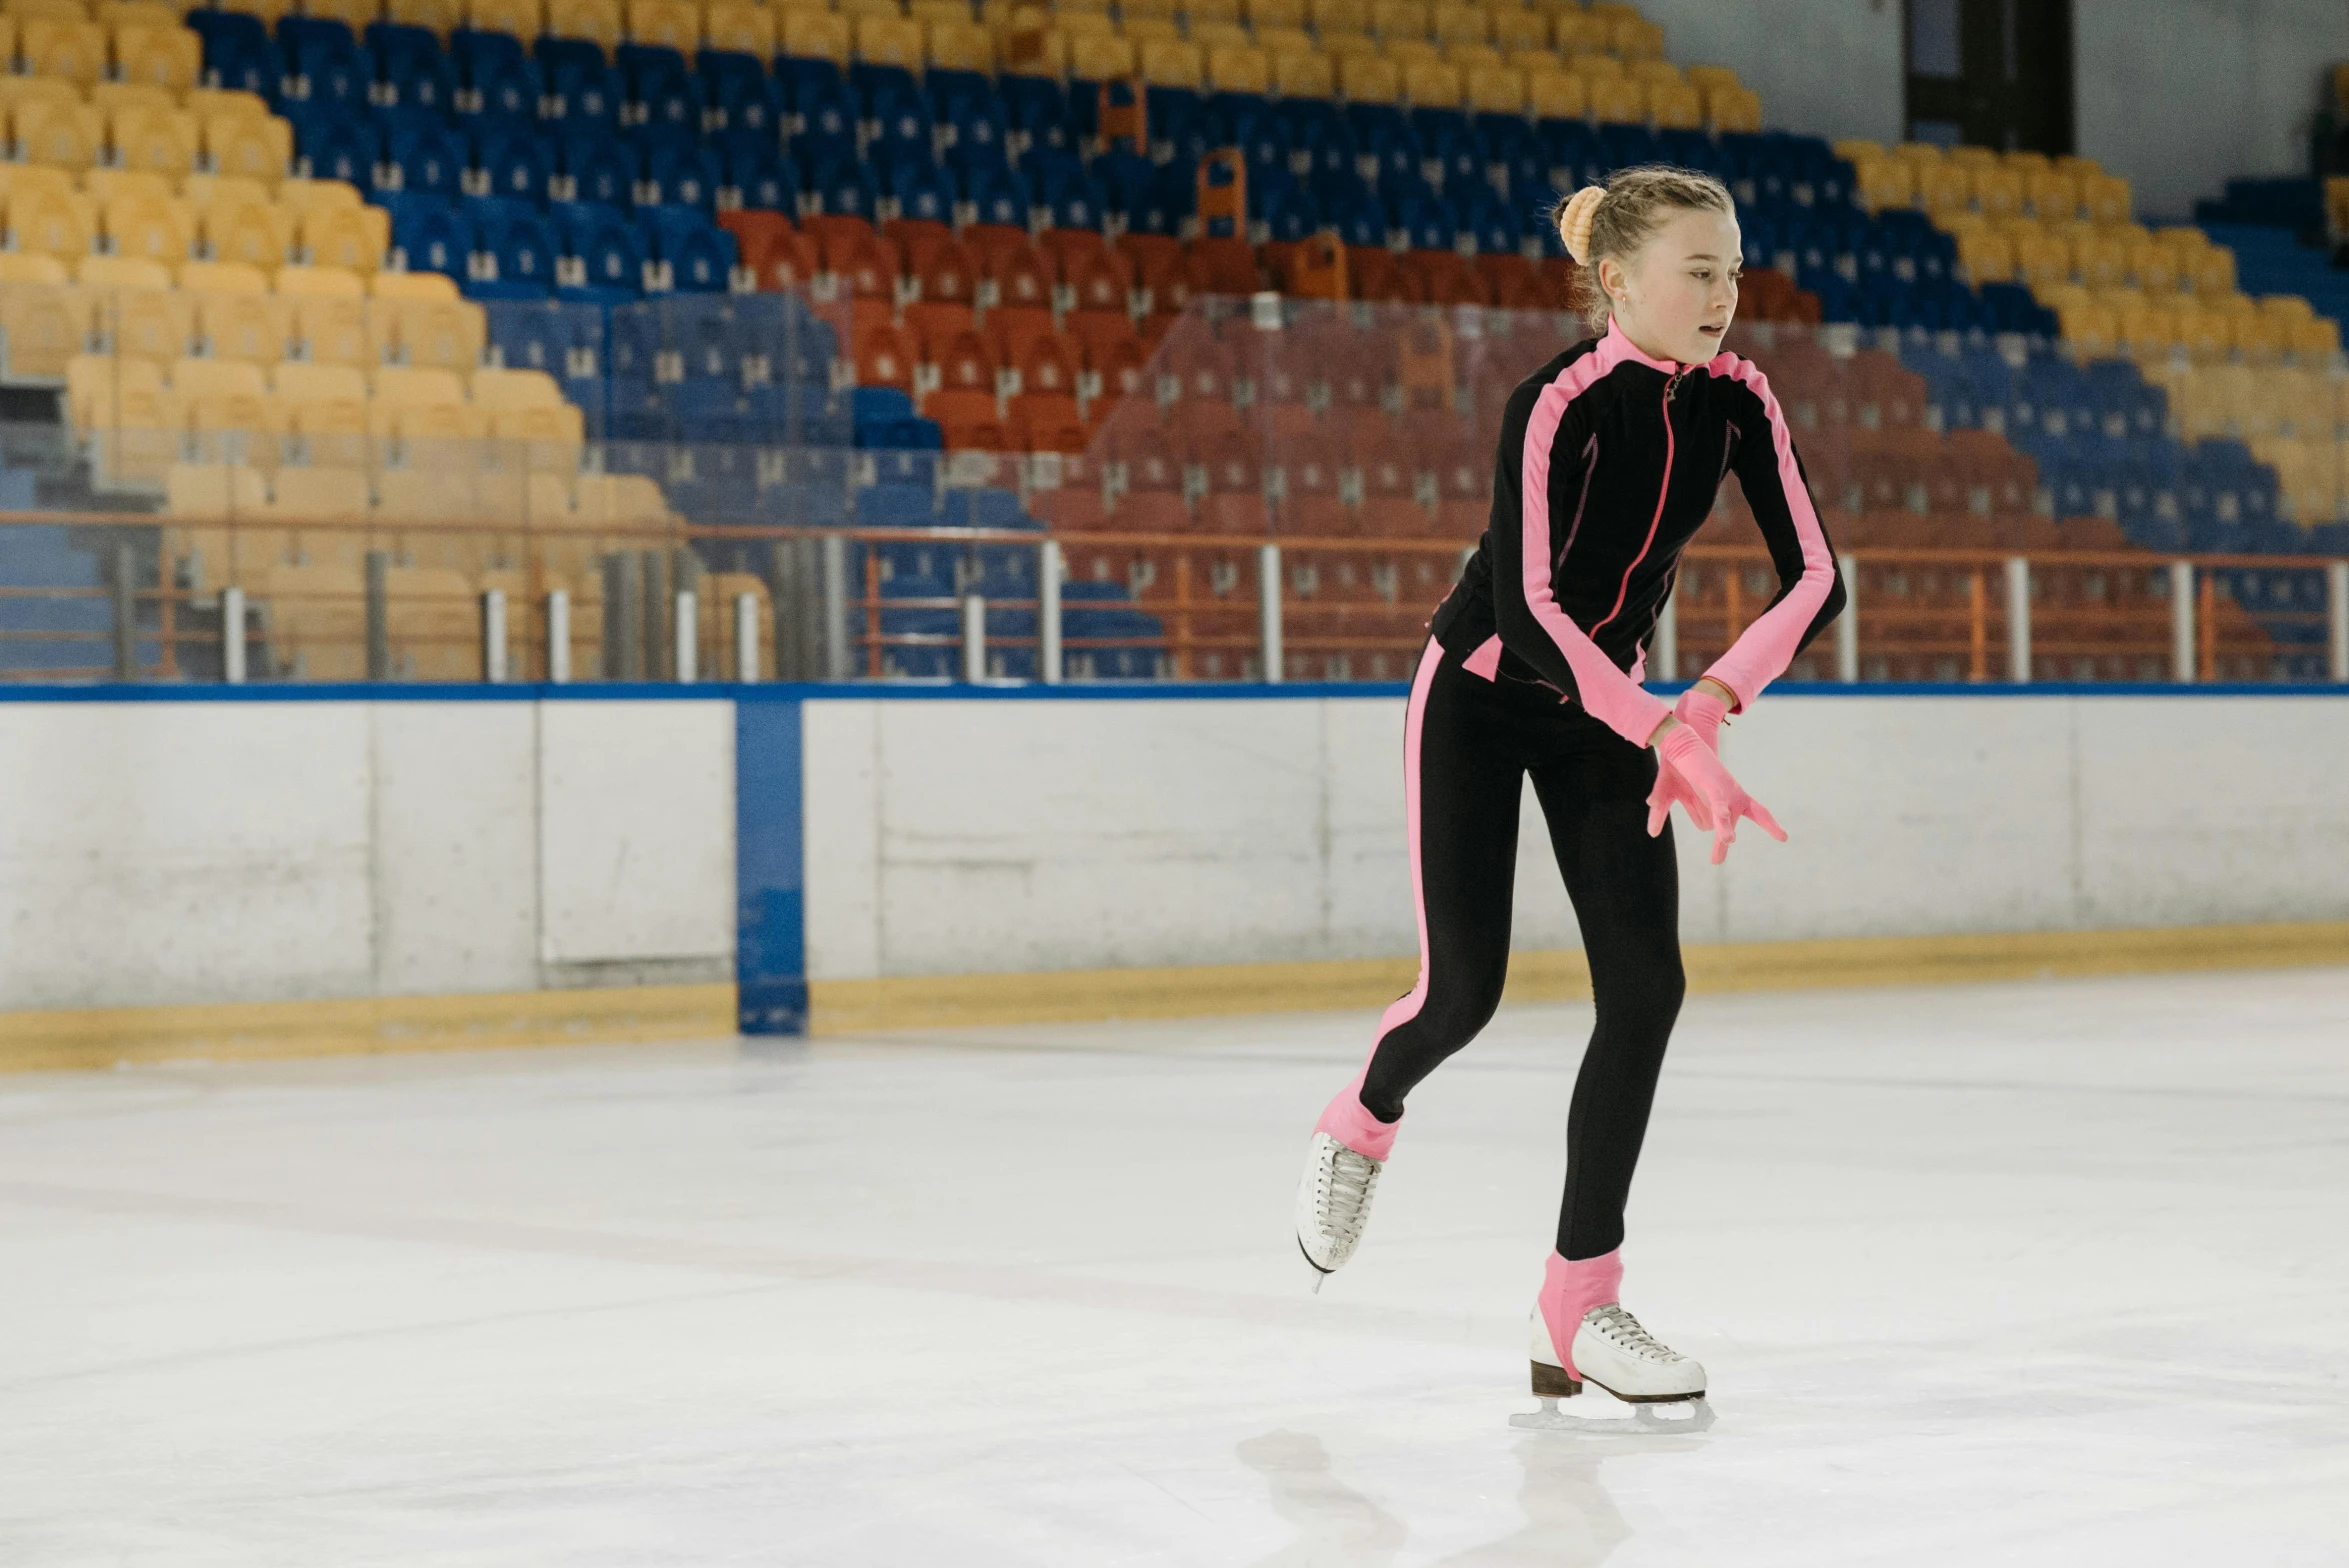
[1512,374,1672,746]
[1701,357,1844,712]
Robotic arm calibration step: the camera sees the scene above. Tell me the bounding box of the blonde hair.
[1552,165,1735,333]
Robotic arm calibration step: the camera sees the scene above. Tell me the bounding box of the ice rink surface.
[3,968,2347,1566]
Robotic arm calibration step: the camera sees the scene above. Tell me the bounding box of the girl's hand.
[1651,723,1786,864]
[1674,679,1735,752]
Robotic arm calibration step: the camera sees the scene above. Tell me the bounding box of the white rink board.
[802,692,2349,981]
[0,700,735,1011]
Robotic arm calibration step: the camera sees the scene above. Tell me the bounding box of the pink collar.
[1601,318,1684,373]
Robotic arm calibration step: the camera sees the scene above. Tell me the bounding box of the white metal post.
[1038,539,1063,685]
[820,533,849,679]
[2330,560,2349,683]
[674,590,698,681]
[546,589,571,683]
[481,589,508,682]
[2170,560,2195,683]
[1258,542,1283,683]
[221,585,245,684]
[961,592,986,682]
[734,591,759,681]
[1835,550,1860,682]
[1652,592,1676,683]
[2004,556,2030,683]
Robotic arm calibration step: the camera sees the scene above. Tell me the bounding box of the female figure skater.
[1293,166,1845,1414]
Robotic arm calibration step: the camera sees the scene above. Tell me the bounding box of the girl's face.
[1598,206,1743,366]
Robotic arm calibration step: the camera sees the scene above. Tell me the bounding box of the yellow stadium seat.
[1710,86,1763,132]
[1463,62,1523,115]
[1915,162,1971,217]
[166,460,272,521]
[66,350,159,431]
[1189,20,1250,52]
[109,103,200,176]
[184,87,271,120]
[1608,13,1662,58]
[202,112,293,182]
[372,362,468,405]
[1370,0,1427,39]
[268,464,372,525]
[471,365,564,409]
[2025,168,2081,222]
[276,176,366,214]
[1301,0,1352,30]
[1338,52,1399,104]
[1970,165,2024,221]
[995,24,1065,76]
[1430,3,1485,46]
[2082,172,2131,225]
[198,193,296,268]
[174,355,270,401]
[1244,0,1304,24]
[576,472,671,525]
[301,0,382,31]
[1205,43,1266,94]
[1628,59,1681,88]
[6,183,96,257]
[286,290,371,365]
[1649,78,1701,130]
[1319,29,1380,65]
[1268,49,1332,98]
[487,402,585,468]
[1588,75,1643,126]
[15,98,106,169]
[1067,32,1134,78]
[1483,8,1540,54]
[300,205,390,272]
[0,75,82,116]
[21,16,109,85]
[188,387,286,467]
[1119,16,1181,48]
[547,0,621,52]
[96,2,185,30]
[277,261,367,297]
[1954,227,2014,285]
[1185,0,1241,23]
[1443,40,1502,71]
[1119,0,1178,19]
[1383,37,1443,70]
[277,368,372,469]
[1402,58,1461,108]
[626,0,698,49]
[779,8,851,65]
[112,23,202,92]
[178,257,271,294]
[392,296,488,370]
[1252,23,1309,53]
[1524,68,1586,121]
[1138,37,1201,88]
[924,16,989,69]
[1548,7,1604,53]
[2070,228,2126,290]
[855,14,923,68]
[0,263,91,380]
[387,0,466,33]
[701,1,774,56]
[192,289,288,363]
[1851,157,1914,212]
[2009,227,2071,290]
[1686,63,1741,96]
[467,0,545,38]
[101,191,196,264]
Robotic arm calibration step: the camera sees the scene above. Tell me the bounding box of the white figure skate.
[1293,1131,1381,1291]
[1511,1302,1715,1434]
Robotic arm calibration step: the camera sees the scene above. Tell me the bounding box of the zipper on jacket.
[1664,366,1688,403]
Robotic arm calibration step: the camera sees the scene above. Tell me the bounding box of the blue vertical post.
[735,693,807,1033]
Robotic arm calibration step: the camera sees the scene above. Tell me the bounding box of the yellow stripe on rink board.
[808,921,2349,1035]
[6,921,2345,1070]
[0,984,736,1075]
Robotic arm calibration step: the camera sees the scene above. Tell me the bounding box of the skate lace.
[1584,1303,1683,1363]
[1318,1145,1378,1244]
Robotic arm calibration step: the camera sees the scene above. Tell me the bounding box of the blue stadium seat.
[469,120,551,204]
[279,17,373,110]
[1390,187,1454,253]
[542,48,623,125]
[701,49,783,135]
[556,203,647,300]
[619,42,699,132]
[717,132,797,213]
[637,129,722,209]
[467,200,557,299]
[187,9,281,98]
[384,192,472,275]
[646,207,737,292]
[957,160,1027,230]
[1146,85,1212,168]
[1409,107,1479,192]
[998,73,1069,156]
[367,22,452,114]
[556,131,637,208]
[450,29,541,122]
[291,110,378,186]
[929,70,1008,166]
[380,113,467,199]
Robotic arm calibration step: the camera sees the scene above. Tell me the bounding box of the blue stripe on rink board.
[3,681,2349,703]
[734,697,808,1037]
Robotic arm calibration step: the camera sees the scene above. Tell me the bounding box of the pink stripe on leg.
[1537,1248,1624,1378]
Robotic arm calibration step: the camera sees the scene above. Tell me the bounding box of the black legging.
[1359,638,1686,1261]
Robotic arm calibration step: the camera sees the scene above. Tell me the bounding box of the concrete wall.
[2075,0,2349,221]
[0,699,734,1012]
[1639,0,1906,148]
[802,692,2349,982]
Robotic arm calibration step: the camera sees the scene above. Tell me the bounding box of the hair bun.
[1557,185,1605,265]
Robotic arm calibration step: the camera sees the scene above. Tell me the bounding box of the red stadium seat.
[1477,252,1550,311]
[804,212,877,256]
[853,321,916,392]
[1347,245,1413,303]
[1184,237,1259,296]
[1009,391,1086,453]
[1411,249,1483,307]
[1277,425,1352,536]
[926,388,1006,451]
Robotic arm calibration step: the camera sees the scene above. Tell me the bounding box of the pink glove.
[1674,682,1730,751]
[1642,682,1734,834]
[1648,722,1787,865]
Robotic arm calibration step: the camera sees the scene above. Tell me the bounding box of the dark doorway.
[1903,0,2074,154]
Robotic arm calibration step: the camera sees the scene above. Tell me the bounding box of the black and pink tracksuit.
[1355,318,1846,1261]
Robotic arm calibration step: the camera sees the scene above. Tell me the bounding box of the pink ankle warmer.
[1536,1249,1624,1377]
[1313,1074,1399,1161]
